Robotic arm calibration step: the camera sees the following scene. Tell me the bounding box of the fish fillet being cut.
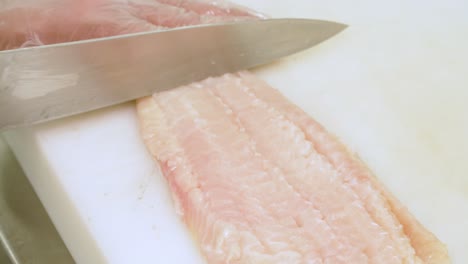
[0,0,450,263]
[137,72,449,264]
[0,0,258,50]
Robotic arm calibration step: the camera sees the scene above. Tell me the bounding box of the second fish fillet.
[136,72,449,263]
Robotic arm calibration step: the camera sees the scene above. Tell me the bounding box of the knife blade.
[0,18,347,131]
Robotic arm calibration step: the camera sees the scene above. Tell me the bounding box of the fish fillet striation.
[0,0,450,263]
[0,0,258,50]
[137,72,450,264]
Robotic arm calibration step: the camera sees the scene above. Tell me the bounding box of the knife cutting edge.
[0,18,347,131]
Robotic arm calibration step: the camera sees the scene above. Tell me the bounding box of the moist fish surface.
[0,0,258,50]
[0,0,450,263]
[137,72,449,264]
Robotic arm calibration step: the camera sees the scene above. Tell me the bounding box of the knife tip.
[298,19,349,44]
[325,20,349,34]
[335,22,349,31]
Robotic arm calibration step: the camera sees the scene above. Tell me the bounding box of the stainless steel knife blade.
[0,18,347,131]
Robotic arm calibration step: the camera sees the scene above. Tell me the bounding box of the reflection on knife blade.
[0,18,346,131]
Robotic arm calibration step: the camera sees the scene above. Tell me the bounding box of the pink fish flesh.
[136,72,449,264]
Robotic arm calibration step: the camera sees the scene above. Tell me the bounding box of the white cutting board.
[3,0,468,263]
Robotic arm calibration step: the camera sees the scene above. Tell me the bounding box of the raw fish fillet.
[0,0,258,50]
[137,72,449,264]
[0,0,450,263]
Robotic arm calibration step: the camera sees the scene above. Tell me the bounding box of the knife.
[0,18,346,131]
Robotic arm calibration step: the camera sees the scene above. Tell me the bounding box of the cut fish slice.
[136,72,450,264]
